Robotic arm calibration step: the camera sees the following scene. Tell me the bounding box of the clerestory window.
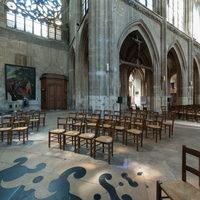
[5,0,62,40]
[193,1,200,43]
[167,0,184,31]
[136,0,153,10]
[81,0,88,18]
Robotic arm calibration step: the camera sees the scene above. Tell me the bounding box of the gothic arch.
[193,56,200,104]
[117,20,161,110]
[167,41,187,105]
[168,41,187,75]
[117,20,160,69]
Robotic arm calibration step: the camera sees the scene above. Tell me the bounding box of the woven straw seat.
[95,136,113,143]
[79,133,95,139]
[127,128,142,135]
[49,129,65,134]
[63,130,79,136]
[160,180,200,200]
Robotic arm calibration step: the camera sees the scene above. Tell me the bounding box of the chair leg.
[23,131,25,144]
[74,136,77,153]
[1,131,3,142]
[136,135,139,151]
[63,135,66,150]
[94,140,96,159]
[111,142,113,156]
[122,131,125,145]
[77,137,80,153]
[108,144,111,164]
[90,139,93,157]
[155,130,158,143]
[125,132,128,145]
[156,181,162,200]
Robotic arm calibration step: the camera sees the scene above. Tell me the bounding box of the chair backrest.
[182,145,200,187]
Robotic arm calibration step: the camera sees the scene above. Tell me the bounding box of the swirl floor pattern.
[1,111,200,199]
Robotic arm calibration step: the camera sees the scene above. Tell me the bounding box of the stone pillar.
[160,0,168,110]
[187,39,193,104]
[89,0,116,111]
[0,1,6,28]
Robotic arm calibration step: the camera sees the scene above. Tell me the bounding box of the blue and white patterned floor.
[0,147,148,200]
[1,111,200,200]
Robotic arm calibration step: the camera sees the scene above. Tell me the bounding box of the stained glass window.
[167,0,184,31]
[5,0,62,40]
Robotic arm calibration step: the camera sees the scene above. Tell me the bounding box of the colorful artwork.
[5,64,36,100]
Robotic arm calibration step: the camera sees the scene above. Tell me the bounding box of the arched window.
[5,0,62,40]
[81,0,89,18]
[193,1,200,43]
[167,0,184,31]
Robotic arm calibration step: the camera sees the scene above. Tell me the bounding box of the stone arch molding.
[117,20,160,70]
[194,55,200,74]
[167,40,187,76]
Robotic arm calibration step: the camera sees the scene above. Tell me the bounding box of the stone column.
[160,0,168,110]
[0,1,6,28]
[89,0,115,111]
[187,39,193,104]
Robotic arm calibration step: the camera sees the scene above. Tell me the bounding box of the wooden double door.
[41,73,67,110]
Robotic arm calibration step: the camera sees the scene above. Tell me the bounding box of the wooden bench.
[156,145,200,200]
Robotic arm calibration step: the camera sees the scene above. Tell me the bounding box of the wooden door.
[41,74,67,110]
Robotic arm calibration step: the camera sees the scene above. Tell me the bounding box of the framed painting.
[5,64,36,101]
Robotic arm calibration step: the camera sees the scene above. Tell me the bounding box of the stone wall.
[0,27,68,111]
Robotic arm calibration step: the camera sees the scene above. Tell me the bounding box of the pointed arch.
[117,20,160,111]
[167,40,187,73]
[117,20,160,69]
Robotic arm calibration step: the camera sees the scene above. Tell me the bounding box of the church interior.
[0,0,200,199]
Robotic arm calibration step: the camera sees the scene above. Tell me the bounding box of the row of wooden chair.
[0,111,46,145]
[170,105,200,122]
[49,111,176,163]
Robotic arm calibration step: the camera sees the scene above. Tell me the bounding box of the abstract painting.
[5,64,36,100]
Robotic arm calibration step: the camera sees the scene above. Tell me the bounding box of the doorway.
[40,73,67,110]
[120,30,153,110]
[167,48,183,105]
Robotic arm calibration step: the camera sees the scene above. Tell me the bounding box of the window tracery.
[5,0,62,40]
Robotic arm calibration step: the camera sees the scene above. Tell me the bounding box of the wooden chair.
[48,128,65,149]
[146,115,163,142]
[77,119,99,157]
[57,117,67,129]
[126,117,144,151]
[0,116,13,145]
[12,116,29,144]
[157,145,200,200]
[162,112,176,138]
[29,112,40,131]
[65,112,77,130]
[62,119,84,152]
[39,111,46,126]
[114,116,129,145]
[94,119,114,164]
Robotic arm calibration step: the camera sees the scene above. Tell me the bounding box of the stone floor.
[0,111,200,200]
